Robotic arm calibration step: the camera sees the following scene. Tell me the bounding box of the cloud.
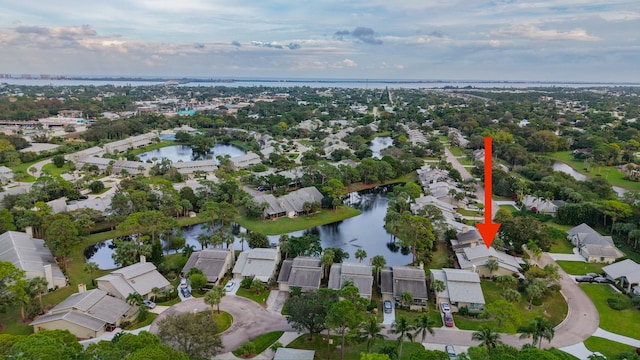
[341,58,357,67]
[333,27,383,45]
[287,42,301,50]
[16,26,49,35]
[334,30,350,40]
[194,43,205,49]
[494,24,600,41]
[428,31,446,38]
[231,40,241,47]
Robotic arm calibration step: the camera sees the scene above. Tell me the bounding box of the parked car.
[142,300,156,309]
[575,275,594,283]
[384,300,393,313]
[444,313,454,327]
[440,302,451,313]
[257,185,269,192]
[180,278,188,288]
[445,345,457,359]
[224,281,235,292]
[180,287,191,298]
[593,276,609,283]
[586,273,600,278]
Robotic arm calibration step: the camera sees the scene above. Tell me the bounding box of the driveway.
[548,248,585,262]
[149,295,293,353]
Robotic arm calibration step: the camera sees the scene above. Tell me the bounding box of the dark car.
[384,300,392,313]
[257,185,269,192]
[586,273,600,278]
[575,275,594,283]
[180,288,191,298]
[593,276,609,283]
[444,313,454,327]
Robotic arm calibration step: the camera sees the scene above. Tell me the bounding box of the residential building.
[327,262,374,299]
[567,223,624,263]
[229,152,262,169]
[603,259,640,295]
[0,231,66,289]
[254,187,324,219]
[277,256,322,292]
[30,285,135,339]
[173,159,218,177]
[380,265,428,310]
[181,248,234,285]
[96,259,172,300]
[456,246,524,277]
[232,248,280,283]
[0,166,14,184]
[65,146,104,162]
[102,132,157,154]
[521,195,565,217]
[451,228,483,252]
[431,268,486,313]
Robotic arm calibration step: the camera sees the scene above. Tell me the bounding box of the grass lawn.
[287,334,425,360]
[454,280,568,334]
[236,287,271,306]
[395,303,443,328]
[580,284,640,338]
[457,209,483,217]
[449,146,464,157]
[549,239,575,254]
[428,241,454,270]
[124,313,158,330]
[236,206,361,235]
[127,140,174,156]
[157,297,182,306]
[555,261,605,275]
[616,243,640,264]
[212,311,233,333]
[547,151,640,192]
[584,336,637,358]
[42,162,73,177]
[232,330,284,356]
[499,204,518,213]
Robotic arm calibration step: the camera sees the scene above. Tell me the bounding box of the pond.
[85,186,412,269]
[369,136,393,159]
[138,144,245,163]
[552,161,626,197]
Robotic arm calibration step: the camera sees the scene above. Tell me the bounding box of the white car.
[224,281,235,292]
[440,302,451,313]
[180,278,188,289]
[142,300,156,309]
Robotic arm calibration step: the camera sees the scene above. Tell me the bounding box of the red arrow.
[476,136,500,248]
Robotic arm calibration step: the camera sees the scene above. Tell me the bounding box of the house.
[232,248,280,283]
[456,246,524,277]
[567,223,624,263]
[66,146,104,162]
[327,262,374,299]
[0,166,14,184]
[30,285,135,339]
[603,259,640,294]
[380,265,428,310]
[451,228,484,252]
[96,259,172,300]
[274,348,315,360]
[182,248,234,285]
[277,256,322,292]
[431,268,486,313]
[229,152,262,169]
[521,195,565,216]
[0,231,67,289]
[255,187,324,219]
[173,160,218,177]
[102,132,156,154]
[66,195,113,215]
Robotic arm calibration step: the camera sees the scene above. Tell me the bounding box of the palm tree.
[371,255,386,284]
[321,249,335,280]
[355,249,367,263]
[181,244,195,259]
[472,326,502,350]
[27,277,48,308]
[413,314,436,343]
[83,262,99,274]
[126,292,144,306]
[485,258,499,276]
[151,287,160,302]
[400,291,413,309]
[430,279,446,303]
[204,286,225,316]
[518,316,555,348]
[358,316,386,352]
[390,315,414,358]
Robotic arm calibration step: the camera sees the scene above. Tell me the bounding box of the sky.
[0,0,639,82]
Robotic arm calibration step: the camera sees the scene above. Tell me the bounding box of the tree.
[390,315,414,358]
[247,231,270,249]
[485,258,499,275]
[397,214,435,264]
[487,300,520,333]
[45,216,81,268]
[518,316,555,348]
[189,273,208,292]
[157,312,223,359]
[525,278,547,309]
[88,180,105,193]
[27,276,48,308]
[112,239,151,267]
[323,178,347,210]
[431,279,446,298]
[7,330,83,360]
[326,299,362,360]
[400,291,414,308]
[83,261,99,274]
[250,278,265,294]
[358,316,386,353]
[52,155,66,168]
[360,353,391,360]
[283,289,339,340]
[372,255,386,284]
[414,314,436,343]
[204,286,225,316]
[321,249,335,279]
[471,326,502,350]
[355,249,368,263]
[0,261,27,325]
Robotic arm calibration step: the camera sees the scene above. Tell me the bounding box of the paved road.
[149,295,293,353]
[28,158,52,178]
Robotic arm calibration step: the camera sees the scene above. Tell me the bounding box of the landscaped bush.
[367,300,378,312]
[608,295,632,310]
[241,276,254,289]
[234,341,256,358]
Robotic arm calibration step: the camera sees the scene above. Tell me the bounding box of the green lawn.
[549,239,575,254]
[555,261,605,275]
[457,209,483,217]
[616,243,640,264]
[236,206,361,235]
[127,140,174,156]
[287,334,426,360]
[236,287,271,305]
[232,331,284,356]
[499,204,518,213]
[428,241,454,270]
[449,146,464,157]
[213,311,233,333]
[123,313,158,330]
[584,336,637,358]
[395,303,443,328]
[580,284,640,338]
[547,151,640,192]
[454,280,568,334]
[42,162,73,177]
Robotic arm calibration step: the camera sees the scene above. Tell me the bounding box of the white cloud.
[494,24,600,41]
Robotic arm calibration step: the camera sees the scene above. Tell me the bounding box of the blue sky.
[1,0,638,81]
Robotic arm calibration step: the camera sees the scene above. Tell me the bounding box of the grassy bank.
[236,206,361,235]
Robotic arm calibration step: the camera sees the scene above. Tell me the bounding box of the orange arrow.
[476,136,500,248]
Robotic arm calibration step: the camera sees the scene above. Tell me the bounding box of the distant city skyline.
[1,1,639,82]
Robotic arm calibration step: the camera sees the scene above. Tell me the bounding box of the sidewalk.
[548,248,585,262]
[593,328,640,347]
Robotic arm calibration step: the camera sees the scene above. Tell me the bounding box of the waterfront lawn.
[580,284,640,338]
[584,336,637,359]
[555,261,605,275]
[428,241,454,270]
[236,206,361,235]
[287,334,425,360]
[454,280,567,334]
[127,140,174,156]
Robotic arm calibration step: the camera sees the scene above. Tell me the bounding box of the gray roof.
[327,262,373,297]
[255,187,324,216]
[274,348,315,360]
[52,289,131,324]
[439,268,485,305]
[278,256,322,290]
[182,248,232,283]
[97,262,170,297]
[392,266,427,300]
[568,223,615,247]
[232,248,279,282]
[583,244,621,258]
[456,246,523,274]
[0,231,65,282]
[30,311,106,331]
[603,259,640,284]
[456,229,482,244]
[380,267,393,294]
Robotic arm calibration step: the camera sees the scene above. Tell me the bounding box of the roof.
[255,187,324,216]
[53,289,131,324]
[0,231,65,281]
[380,267,393,294]
[456,229,482,244]
[232,248,279,282]
[97,262,170,297]
[583,244,622,258]
[30,311,106,331]
[278,256,322,290]
[327,262,373,297]
[438,268,485,305]
[568,223,615,247]
[392,266,427,300]
[182,249,232,283]
[456,246,523,274]
[603,259,640,284]
[274,348,315,360]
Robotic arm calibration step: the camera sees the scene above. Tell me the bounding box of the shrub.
[367,300,378,312]
[241,276,254,289]
[235,341,256,357]
[608,295,632,310]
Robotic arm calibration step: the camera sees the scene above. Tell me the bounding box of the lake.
[369,136,393,159]
[552,161,626,197]
[138,144,245,163]
[85,186,412,269]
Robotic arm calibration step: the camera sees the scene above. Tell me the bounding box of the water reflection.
[86,186,413,269]
[138,144,245,163]
[369,136,393,159]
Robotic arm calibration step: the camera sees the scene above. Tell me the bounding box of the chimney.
[25,226,33,237]
[419,261,424,270]
[43,264,53,289]
[78,283,87,293]
[462,226,468,233]
[471,241,476,248]
[140,255,146,264]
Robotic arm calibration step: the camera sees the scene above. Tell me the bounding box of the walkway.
[548,248,586,262]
